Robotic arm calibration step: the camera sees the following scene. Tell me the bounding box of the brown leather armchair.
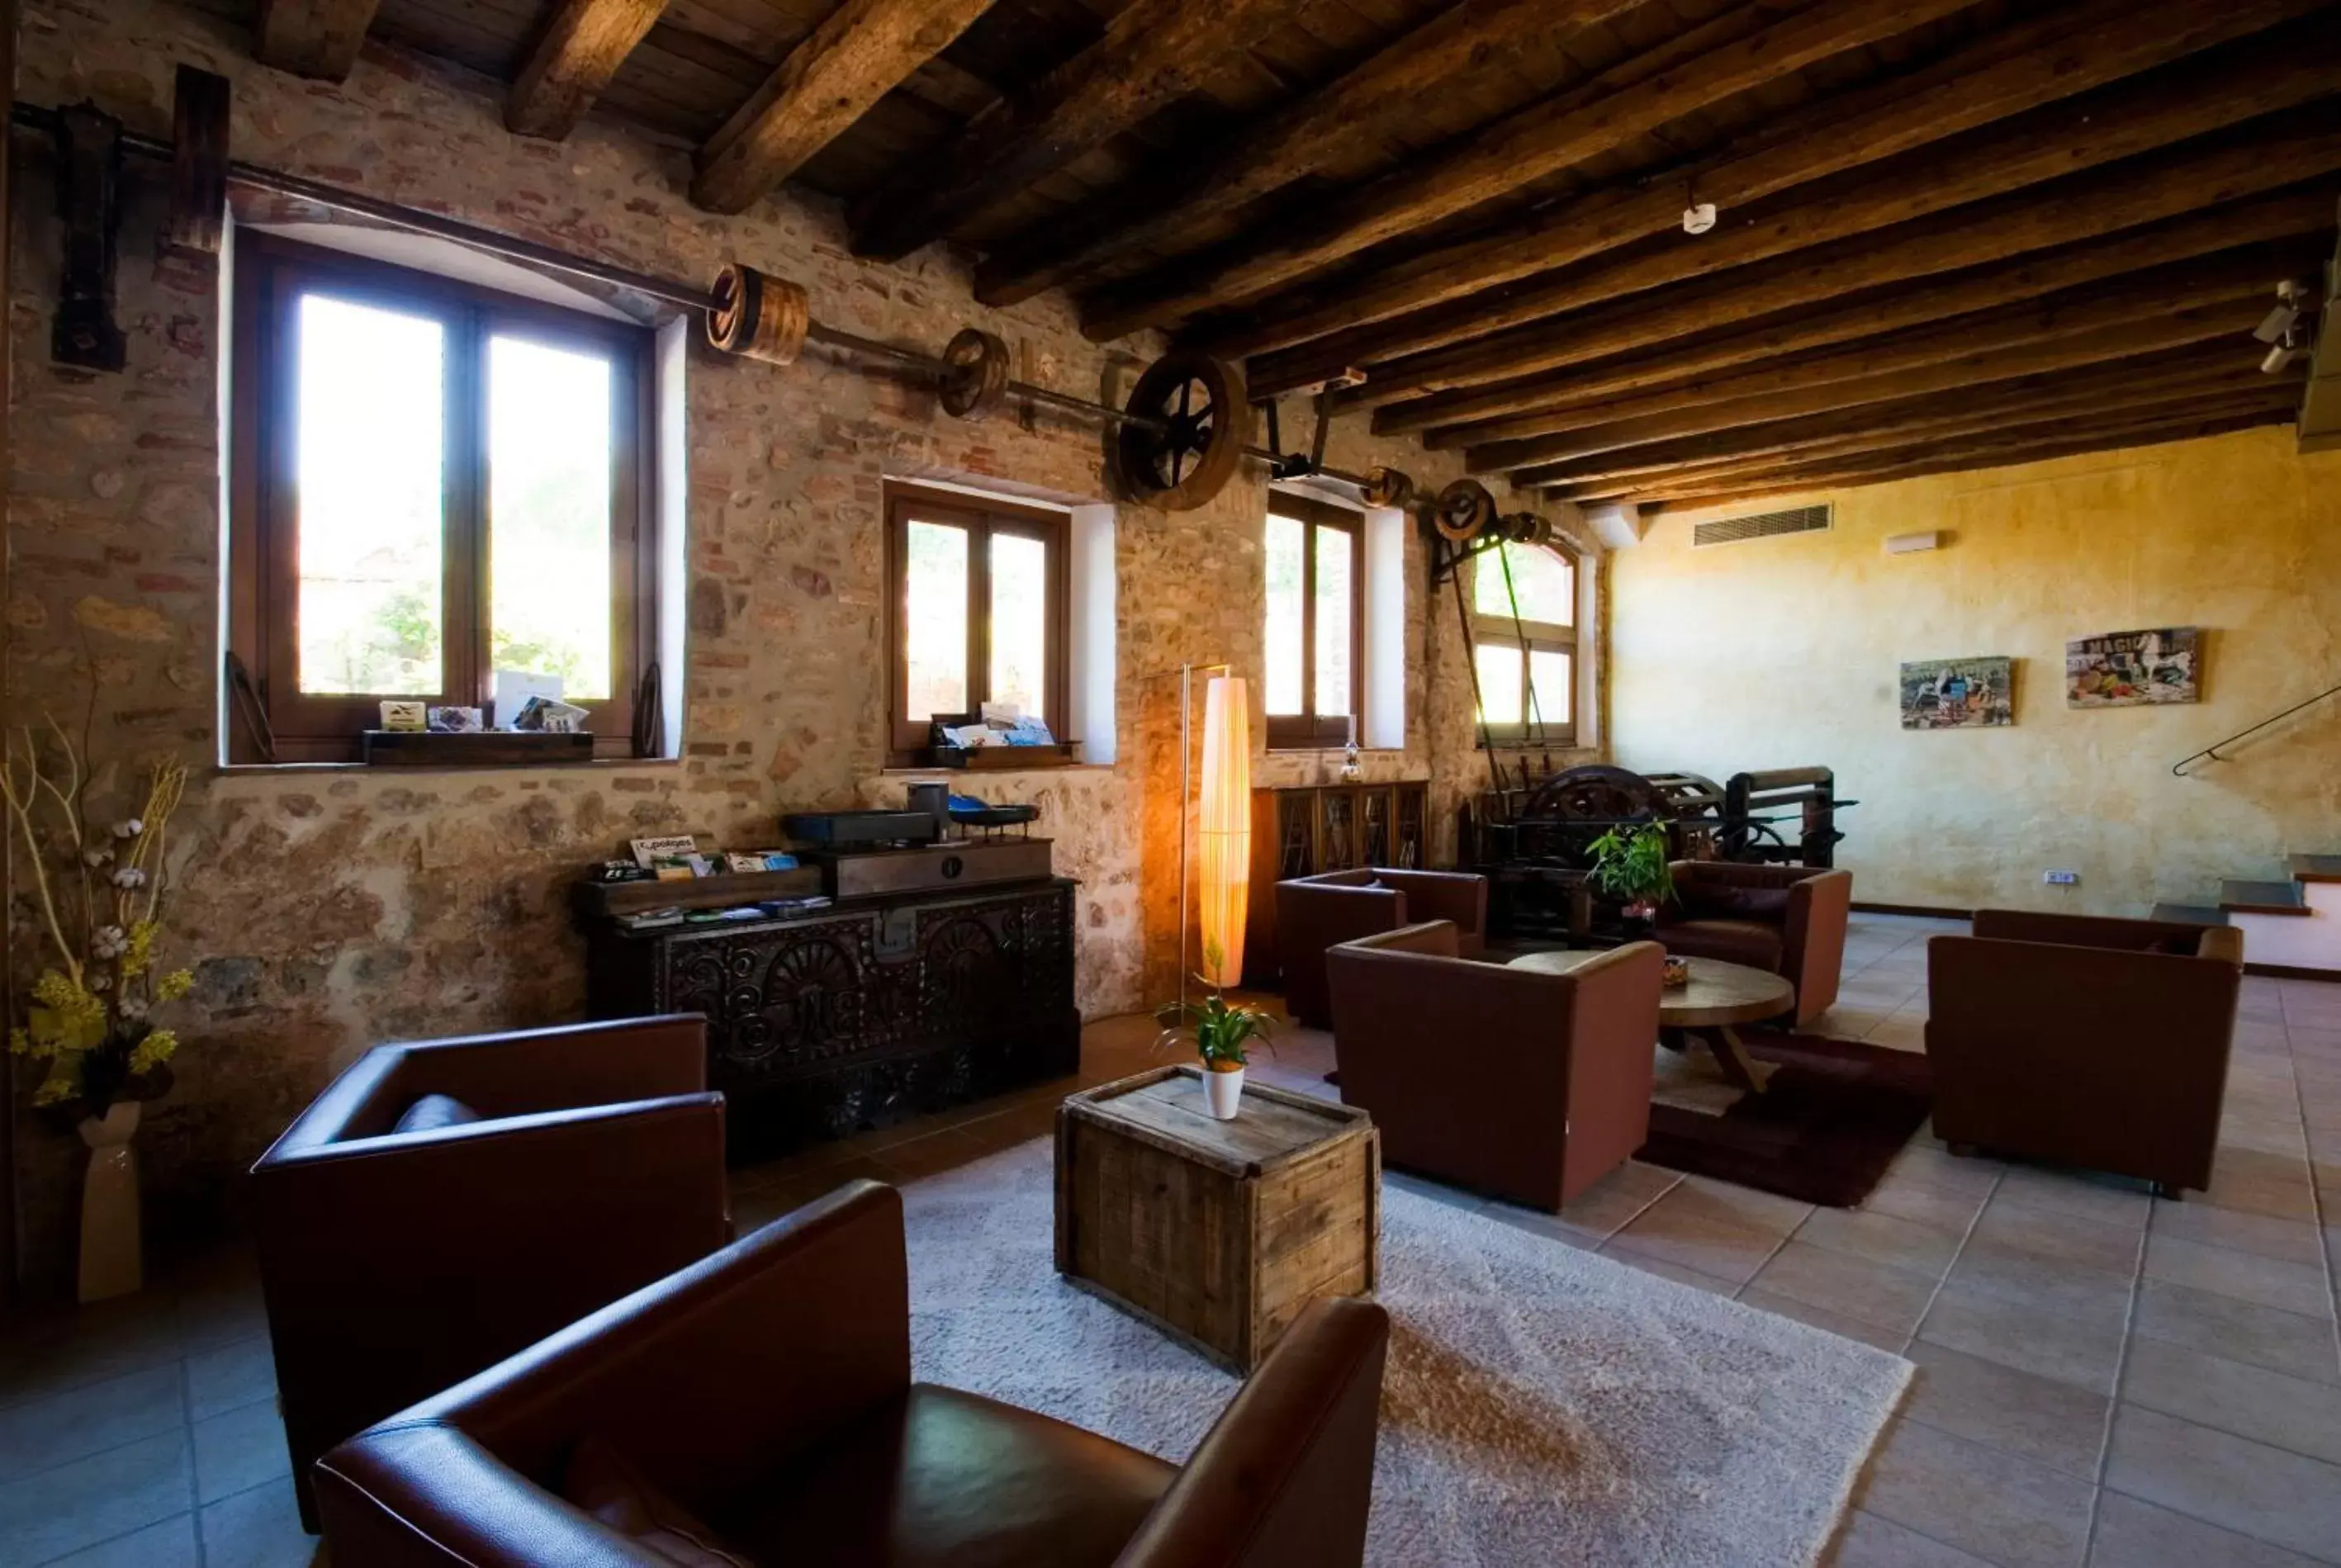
[1927,912,2244,1196]
[253,1014,731,1530]
[1276,867,1489,1028]
[1325,921,1664,1210]
[316,1181,1391,1568]
[1653,861,1852,1026]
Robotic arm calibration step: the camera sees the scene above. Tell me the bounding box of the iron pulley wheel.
[1434,479,1498,542]
[704,262,810,366]
[1113,350,1249,511]
[1361,466,1415,509]
[939,326,1012,419]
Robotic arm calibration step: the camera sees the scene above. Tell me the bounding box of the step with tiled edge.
[2287,853,2341,883]
[2220,878,2310,917]
[2152,902,2232,926]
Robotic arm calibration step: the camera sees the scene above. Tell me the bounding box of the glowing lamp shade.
[1195,675,1252,988]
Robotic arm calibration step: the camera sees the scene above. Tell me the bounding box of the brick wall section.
[2,0,1603,1287]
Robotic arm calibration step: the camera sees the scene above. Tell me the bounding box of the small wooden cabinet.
[1242,781,1430,986]
[585,879,1080,1163]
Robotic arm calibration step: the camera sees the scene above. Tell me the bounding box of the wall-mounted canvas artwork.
[1900,656,2014,730]
[2066,626,2200,707]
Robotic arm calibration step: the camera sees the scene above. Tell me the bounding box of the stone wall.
[2,0,1602,1290]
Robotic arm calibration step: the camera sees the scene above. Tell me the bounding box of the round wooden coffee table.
[1504,950,1793,1093]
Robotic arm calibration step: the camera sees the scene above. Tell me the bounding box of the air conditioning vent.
[1691,504,1832,547]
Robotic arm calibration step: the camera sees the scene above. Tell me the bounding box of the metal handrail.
[2172,680,2341,776]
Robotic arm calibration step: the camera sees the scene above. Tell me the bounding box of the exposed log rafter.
[507,0,671,142]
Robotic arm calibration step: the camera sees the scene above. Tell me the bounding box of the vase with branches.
[2,715,195,1121]
[1585,822,1675,921]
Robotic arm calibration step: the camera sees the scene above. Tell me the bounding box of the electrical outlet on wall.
[2043,870,2080,886]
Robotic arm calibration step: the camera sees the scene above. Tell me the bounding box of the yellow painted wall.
[1609,426,2341,915]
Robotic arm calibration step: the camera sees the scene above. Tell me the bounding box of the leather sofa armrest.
[1117,1296,1390,1568]
[398,1015,710,1118]
[1969,909,2207,953]
[316,1422,654,1568]
[1927,936,2239,1094]
[1339,919,1461,959]
[1376,871,1487,941]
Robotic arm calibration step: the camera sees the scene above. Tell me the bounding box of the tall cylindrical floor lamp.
[1177,664,1250,1009]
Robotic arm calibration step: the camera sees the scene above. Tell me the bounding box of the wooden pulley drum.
[1499,511,1551,545]
[940,326,1012,419]
[705,262,810,366]
[165,64,231,257]
[1360,466,1415,509]
[1433,478,1498,542]
[1112,349,1249,511]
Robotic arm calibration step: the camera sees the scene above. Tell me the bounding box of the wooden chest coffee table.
[1054,1066,1379,1371]
[1506,950,1794,1093]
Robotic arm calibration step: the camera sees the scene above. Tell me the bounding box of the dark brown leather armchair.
[1276,867,1489,1028]
[1927,911,2244,1196]
[316,1181,1391,1568]
[1325,921,1664,1210]
[253,1014,731,1530]
[1653,861,1852,1026]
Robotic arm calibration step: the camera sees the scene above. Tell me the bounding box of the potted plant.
[1155,945,1275,1120]
[2,717,194,1302]
[1585,822,1675,925]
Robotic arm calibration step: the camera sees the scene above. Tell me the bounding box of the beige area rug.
[904,1139,1910,1567]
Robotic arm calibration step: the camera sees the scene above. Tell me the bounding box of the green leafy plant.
[1585,822,1675,913]
[1154,942,1275,1072]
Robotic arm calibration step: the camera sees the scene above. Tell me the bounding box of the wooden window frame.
[1264,491,1365,751]
[1471,538,1580,749]
[883,482,1070,765]
[227,234,656,765]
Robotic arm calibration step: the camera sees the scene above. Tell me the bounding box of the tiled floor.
[3,915,2336,1566]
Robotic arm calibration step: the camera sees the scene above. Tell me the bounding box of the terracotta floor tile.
[2119,1336,2341,1466]
[1945,1235,2136,1324]
[1596,1246,1740,1296]
[2141,1231,2333,1319]
[1738,1286,1908,1353]
[2149,1196,2327,1267]
[1858,1416,2095,1568]
[1969,1197,2144,1277]
[1548,1159,1680,1239]
[0,1428,192,1566]
[191,1398,289,1505]
[183,1334,274,1424]
[199,1477,324,1567]
[1903,1340,2111,1483]
[0,1364,184,1479]
[2086,1491,2330,1568]
[1604,1176,1810,1286]
[2130,1277,2341,1386]
[1748,1240,1941,1338]
[41,1514,201,1568]
[1888,1144,2005,1201]
[1917,1285,2127,1395]
[1988,1167,2151,1230]
[1862,1175,1991,1236]
[1798,1206,1967,1276]
[0,1297,184,1412]
[2103,1405,2341,1563]
[1826,1508,2000,1566]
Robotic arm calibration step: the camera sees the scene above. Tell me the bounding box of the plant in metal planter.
[1585,822,1675,921]
[1155,942,1275,1120]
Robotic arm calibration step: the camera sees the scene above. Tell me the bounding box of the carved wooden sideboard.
[585,879,1080,1163]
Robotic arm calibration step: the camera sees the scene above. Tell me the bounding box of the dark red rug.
[1637,1034,1932,1207]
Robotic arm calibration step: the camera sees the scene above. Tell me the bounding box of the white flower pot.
[1202,1065,1245,1120]
[77,1101,143,1304]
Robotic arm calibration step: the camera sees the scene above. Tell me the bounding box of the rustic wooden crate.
[1054,1065,1380,1371]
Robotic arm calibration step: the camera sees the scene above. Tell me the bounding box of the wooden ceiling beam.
[1270,30,2341,405]
[253,0,381,80]
[969,0,1645,309]
[691,0,1000,213]
[1075,0,1981,343]
[507,0,669,141]
[1616,403,2296,507]
[1386,187,2334,443]
[1471,296,2268,472]
[1211,0,2320,366]
[844,0,1313,261]
[1468,255,2296,474]
[1528,358,2298,495]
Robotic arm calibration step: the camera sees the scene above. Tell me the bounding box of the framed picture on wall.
[2066,627,2200,707]
[1900,656,2015,730]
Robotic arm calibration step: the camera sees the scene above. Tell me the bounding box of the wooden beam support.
[1211,0,2322,365]
[845,0,1312,262]
[1469,297,2268,473]
[1076,0,1980,344]
[1468,255,2298,474]
[692,0,1000,213]
[1528,357,2297,495]
[1386,187,2334,443]
[970,0,1644,308]
[1268,30,2341,405]
[1618,404,2295,508]
[507,0,668,141]
[253,0,381,81]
